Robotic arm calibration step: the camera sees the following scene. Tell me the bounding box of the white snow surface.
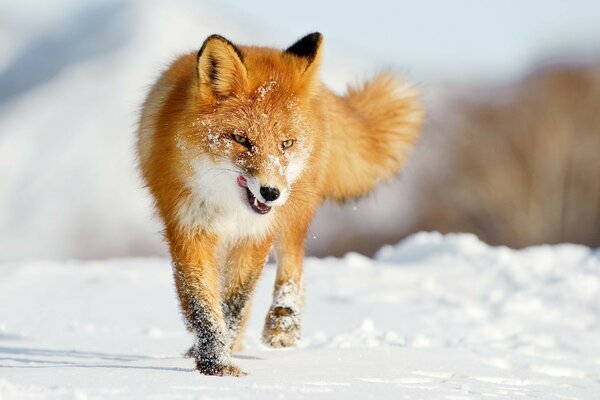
[1,232,599,399]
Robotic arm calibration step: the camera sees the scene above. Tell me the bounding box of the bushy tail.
[323,73,424,202]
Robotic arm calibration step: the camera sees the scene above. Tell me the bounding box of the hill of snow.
[2,0,600,260]
[0,0,377,261]
[1,232,599,399]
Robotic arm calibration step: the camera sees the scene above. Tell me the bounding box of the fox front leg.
[263,235,305,348]
[221,238,273,352]
[262,185,320,348]
[170,232,245,377]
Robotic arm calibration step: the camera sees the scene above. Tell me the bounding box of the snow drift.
[1,232,599,399]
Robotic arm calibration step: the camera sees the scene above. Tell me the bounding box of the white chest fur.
[176,155,275,243]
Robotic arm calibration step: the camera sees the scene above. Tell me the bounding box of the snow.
[1,232,599,399]
[1,1,600,397]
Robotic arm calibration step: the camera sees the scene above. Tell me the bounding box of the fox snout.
[260,186,280,202]
[236,174,287,215]
[252,179,286,205]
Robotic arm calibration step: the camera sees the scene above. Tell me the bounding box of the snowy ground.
[1,232,599,399]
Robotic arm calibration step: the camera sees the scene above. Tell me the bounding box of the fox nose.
[260,186,280,202]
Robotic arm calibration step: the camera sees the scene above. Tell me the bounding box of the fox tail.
[323,73,424,202]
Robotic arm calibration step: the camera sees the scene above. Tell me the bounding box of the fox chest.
[177,194,275,242]
[175,157,275,243]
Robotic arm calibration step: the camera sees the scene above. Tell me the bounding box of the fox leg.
[230,298,252,353]
[262,228,307,348]
[169,230,244,377]
[222,238,273,352]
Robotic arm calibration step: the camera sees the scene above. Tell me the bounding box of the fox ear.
[197,35,248,99]
[285,32,323,76]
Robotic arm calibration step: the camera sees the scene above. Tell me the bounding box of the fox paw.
[184,346,195,358]
[262,306,301,348]
[195,360,246,377]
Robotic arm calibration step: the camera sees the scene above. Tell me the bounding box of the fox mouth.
[245,188,271,214]
[237,175,271,215]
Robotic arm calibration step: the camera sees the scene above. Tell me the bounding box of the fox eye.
[282,139,294,149]
[232,133,251,148]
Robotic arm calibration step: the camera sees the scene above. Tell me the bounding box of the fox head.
[176,33,324,216]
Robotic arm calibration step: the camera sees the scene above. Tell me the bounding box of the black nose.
[260,186,280,202]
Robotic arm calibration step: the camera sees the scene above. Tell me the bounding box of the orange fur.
[137,33,423,376]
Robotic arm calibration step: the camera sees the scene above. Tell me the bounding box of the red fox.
[137,33,423,376]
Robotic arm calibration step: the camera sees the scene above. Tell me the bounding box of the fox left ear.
[197,34,248,100]
[285,32,323,78]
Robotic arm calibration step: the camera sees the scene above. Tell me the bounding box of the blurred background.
[0,0,599,261]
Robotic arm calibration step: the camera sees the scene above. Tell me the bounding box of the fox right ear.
[285,32,323,75]
[197,35,248,99]
[284,33,323,95]
[286,33,323,67]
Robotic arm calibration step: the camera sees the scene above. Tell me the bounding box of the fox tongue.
[237,175,248,188]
